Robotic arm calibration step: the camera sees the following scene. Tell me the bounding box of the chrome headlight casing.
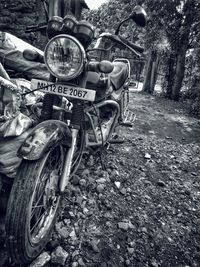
[44,34,86,80]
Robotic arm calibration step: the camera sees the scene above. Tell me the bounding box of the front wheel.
[5,145,64,264]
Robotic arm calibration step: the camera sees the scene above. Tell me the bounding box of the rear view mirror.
[129,6,147,27]
[115,5,147,35]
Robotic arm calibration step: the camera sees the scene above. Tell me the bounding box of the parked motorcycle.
[5,1,147,264]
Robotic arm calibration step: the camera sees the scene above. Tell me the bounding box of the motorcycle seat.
[109,62,129,90]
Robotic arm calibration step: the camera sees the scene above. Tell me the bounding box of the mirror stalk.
[115,17,131,35]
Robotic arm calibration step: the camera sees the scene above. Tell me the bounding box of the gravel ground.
[1,92,200,267]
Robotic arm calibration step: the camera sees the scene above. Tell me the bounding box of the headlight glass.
[44,35,85,80]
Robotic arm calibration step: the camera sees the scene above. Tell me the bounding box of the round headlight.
[44,34,86,80]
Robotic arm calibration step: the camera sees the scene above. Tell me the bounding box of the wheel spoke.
[31,191,45,219]
[29,146,63,243]
[31,177,50,220]
[30,206,51,234]
[31,204,45,219]
[33,205,44,209]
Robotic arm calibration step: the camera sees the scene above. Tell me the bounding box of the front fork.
[59,128,79,193]
[53,73,87,193]
[59,95,85,193]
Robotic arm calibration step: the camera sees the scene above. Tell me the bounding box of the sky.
[85,0,108,9]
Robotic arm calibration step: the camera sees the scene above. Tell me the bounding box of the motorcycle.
[5,1,147,264]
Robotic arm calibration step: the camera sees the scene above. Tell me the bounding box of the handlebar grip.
[87,61,114,74]
[87,62,100,72]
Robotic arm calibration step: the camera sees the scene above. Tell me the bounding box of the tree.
[145,0,200,100]
[171,0,199,100]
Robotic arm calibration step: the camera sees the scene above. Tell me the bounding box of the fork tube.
[59,128,78,193]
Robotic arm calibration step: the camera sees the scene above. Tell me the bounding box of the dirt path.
[128,92,200,143]
[1,92,200,267]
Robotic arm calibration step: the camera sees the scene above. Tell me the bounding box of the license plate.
[31,79,96,102]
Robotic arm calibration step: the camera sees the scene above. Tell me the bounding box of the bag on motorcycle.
[0,31,49,80]
[0,131,30,178]
[0,76,33,137]
[0,77,39,178]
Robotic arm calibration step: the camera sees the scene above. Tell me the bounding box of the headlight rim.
[44,34,86,81]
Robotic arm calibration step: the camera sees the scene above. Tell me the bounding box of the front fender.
[18,120,72,160]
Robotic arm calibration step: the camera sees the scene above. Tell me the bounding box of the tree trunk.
[171,0,195,101]
[143,50,157,93]
[165,51,176,98]
[150,51,159,93]
[171,44,188,101]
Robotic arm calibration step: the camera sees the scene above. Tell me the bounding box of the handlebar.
[25,24,144,57]
[96,33,144,57]
[119,36,144,54]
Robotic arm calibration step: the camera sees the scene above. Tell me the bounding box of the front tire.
[5,145,64,264]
